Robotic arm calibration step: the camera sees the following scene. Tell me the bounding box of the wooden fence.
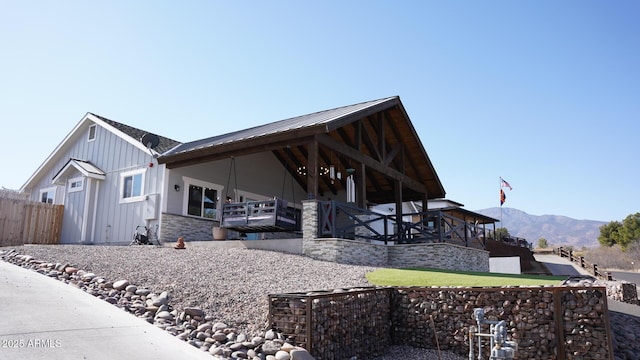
[555,246,612,280]
[0,198,63,246]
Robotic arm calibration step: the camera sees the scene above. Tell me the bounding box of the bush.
[584,245,640,271]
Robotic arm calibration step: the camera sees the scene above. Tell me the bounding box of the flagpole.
[499,177,503,226]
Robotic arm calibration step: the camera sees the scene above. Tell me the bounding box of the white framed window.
[88,124,97,141]
[182,176,223,220]
[39,187,57,204]
[68,177,84,193]
[120,169,146,203]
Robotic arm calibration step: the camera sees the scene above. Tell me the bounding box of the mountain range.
[475,207,607,249]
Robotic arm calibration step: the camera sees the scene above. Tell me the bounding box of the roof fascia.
[86,113,155,156]
[20,113,95,192]
[20,113,152,192]
[394,99,446,197]
[51,159,106,185]
[324,97,400,132]
[159,126,322,166]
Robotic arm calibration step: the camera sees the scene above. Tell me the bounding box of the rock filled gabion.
[392,287,558,359]
[562,288,610,360]
[392,287,614,360]
[271,286,615,360]
[1,249,315,360]
[269,288,390,360]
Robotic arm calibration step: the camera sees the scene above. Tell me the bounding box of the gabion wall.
[268,287,391,360]
[269,286,613,360]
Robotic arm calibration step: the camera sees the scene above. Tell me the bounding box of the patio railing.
[317,200,487,248]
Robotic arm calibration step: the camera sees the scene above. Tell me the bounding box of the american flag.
[500,178,513,190]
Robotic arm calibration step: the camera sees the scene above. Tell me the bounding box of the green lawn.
[366,267,567,287]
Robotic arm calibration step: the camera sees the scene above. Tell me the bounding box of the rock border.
[0,248,315,360]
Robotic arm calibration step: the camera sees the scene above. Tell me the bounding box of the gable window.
[68,177,84,193]
[88,124,97,141]
[182,177,222,220]
[39,187,56,204]
[120,169,145,203]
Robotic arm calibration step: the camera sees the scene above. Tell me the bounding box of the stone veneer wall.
[161,212,216,243]
[304,238,389,267]
[269,286,613,360]
[388,242,489,272]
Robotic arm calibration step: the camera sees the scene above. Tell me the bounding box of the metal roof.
[161,96,398,158]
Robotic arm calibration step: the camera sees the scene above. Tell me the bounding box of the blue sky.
[1,1,638,222]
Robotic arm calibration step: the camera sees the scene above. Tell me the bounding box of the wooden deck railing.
[317,200,488,248]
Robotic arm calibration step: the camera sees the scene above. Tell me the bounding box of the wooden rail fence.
[0,198,63,246]
[555,246,612,280]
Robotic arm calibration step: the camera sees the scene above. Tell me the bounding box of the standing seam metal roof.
[161,96,398,157]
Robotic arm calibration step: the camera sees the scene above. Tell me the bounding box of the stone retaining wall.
[269,286,614,360]
[388,242,489,272]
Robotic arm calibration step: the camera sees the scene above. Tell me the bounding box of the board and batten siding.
[27,121,164,244]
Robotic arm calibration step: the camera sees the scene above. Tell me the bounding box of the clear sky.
[1,1,638,222]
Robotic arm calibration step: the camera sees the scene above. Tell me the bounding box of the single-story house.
[20,96,496,250]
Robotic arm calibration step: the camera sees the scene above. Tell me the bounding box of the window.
[188,185,217,219]
[120,169,145,203]
[39,187,56,204]
[68,177,84,193]
[88,124,97,141]
[182,177,223,220]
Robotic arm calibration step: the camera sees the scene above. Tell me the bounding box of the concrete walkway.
[533,254,593,276]
[0,261,212,360]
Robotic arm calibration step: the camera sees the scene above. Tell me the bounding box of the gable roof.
[21,113,181,192]
[159,96,446,203]
[51,158,106,185]
[89,113,181,154]
[162,96,398,158]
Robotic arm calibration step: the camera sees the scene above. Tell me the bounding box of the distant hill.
[475,207,607,249]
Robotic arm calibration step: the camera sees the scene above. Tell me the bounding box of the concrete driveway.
[533,254,592,276]
[0,260,213,360]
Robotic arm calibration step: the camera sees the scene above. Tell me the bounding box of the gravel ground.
[6,245,466,360]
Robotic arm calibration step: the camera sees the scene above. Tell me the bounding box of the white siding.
[26,122,162,244]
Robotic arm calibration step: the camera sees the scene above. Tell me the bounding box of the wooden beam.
[315,134,428,194]
[382,109,421,180]
[357,161,366,208]
[272,149,309,196]
[307,139,319,200]
[395,180,403,241]
[164,137,313,169]
[383,143,403,167]
[360,118,382,162]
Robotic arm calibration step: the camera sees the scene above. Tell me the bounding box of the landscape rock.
[113,279,130,291]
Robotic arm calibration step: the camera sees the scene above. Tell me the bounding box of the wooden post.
[307,139,318,200]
